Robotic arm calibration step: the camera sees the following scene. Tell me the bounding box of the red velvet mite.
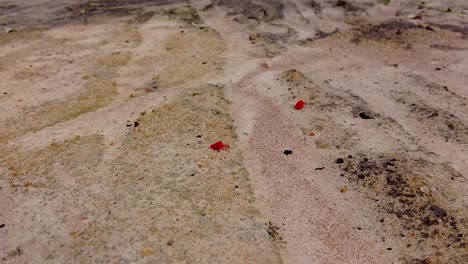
[294,100,306,110]
[210,141,230,151]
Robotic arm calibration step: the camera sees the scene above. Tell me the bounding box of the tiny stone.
[284,150,293,155]
[336,158,344,164]
[419,186,429,194]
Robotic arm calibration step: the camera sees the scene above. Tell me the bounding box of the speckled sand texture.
[0,1,467,263]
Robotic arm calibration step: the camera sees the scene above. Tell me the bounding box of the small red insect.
[210,141,230,151]
[294,100,306,110]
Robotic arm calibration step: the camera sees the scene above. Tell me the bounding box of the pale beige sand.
[0,0,467,263]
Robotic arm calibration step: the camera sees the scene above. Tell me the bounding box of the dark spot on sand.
[266,221,284,243]
[359,112,373,119]
[334,0,363,12]
[309,0,321,13]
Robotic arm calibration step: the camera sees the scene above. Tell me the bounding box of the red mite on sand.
[210,141,230,151]
[294,100,306,110]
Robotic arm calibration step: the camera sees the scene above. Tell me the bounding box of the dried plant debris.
[394,94,468,144]
[339,154,467,263]
[168,5,203,24]
[428,23,468,39]
[282,69,307,84]
[255,27,298,45]
[64,0,184,18]
[408,103,467,143]
[429,44,467,51]
[313,29,340,40]
[248,27,299,57]
[351,20,419,44]
[406,74,468,102]
[213,0,284,22]
[126,11,155,24]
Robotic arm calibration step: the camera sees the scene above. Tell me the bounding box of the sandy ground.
[0,0,467,263]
